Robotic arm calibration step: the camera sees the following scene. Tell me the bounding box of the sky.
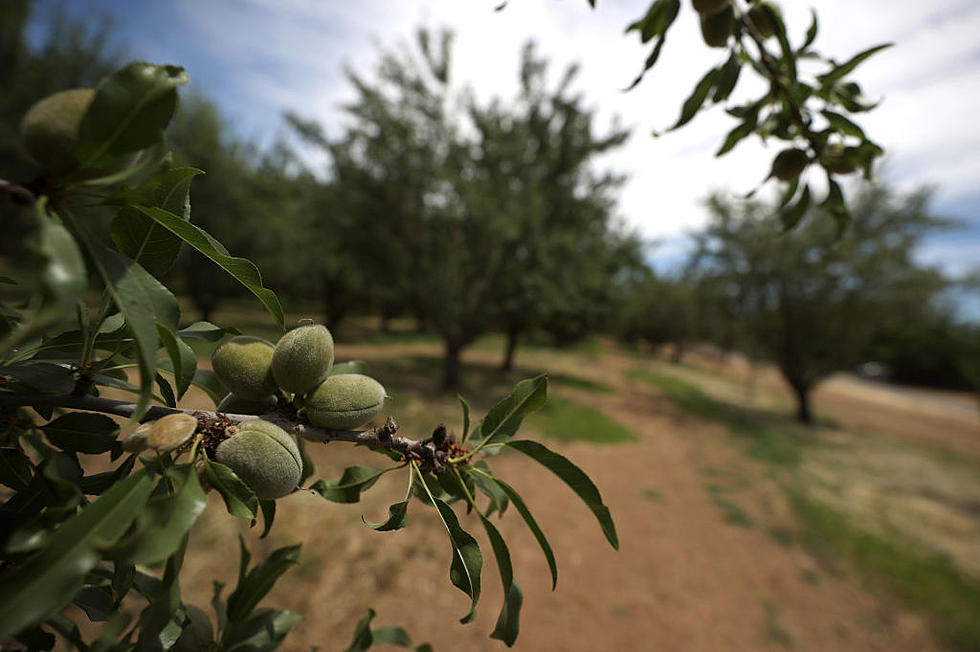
[27,0,980,284]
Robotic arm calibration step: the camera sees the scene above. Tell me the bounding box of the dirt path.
[174,345,946,651]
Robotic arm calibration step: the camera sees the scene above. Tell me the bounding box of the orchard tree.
[0,63,618,651]
[689,186,950,423]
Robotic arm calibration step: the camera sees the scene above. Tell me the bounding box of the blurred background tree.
[686,186,952,423]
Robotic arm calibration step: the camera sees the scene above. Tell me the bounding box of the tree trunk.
[501,327,520,372]
[442,336,464,390]
[791,381,813,424]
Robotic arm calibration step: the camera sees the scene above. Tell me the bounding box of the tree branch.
[0,392,452,472]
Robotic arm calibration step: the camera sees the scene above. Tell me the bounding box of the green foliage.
[527,396,638,444]
[687,186,951,422]
[0,60,618,651]
[620,0,891,221]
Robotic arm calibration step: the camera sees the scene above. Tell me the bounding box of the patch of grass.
[800,569,821,585]
[708,492,755,528]
[763,600,794,648]
[550,372,612,394]
[768,527,796,548]
[526,396,638,444]
[642,488,665,502]
[789,489,980,651]
[625,368,800,468]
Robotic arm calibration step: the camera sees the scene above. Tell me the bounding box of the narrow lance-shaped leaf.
[818,43,893,86]
[157,324,196,399]
[666,67,720,132]
[481,473,557,589]
[133,205,284,331]
[0,469,154,638]
[225,543,301,626]
[468,375,547,450]
[414,465,482,623]
[363,501,409,531]
[0,204,86,357]
[506,440,619,549]
[780,183,811,231]
[41,413,119,455]
[205,459,258,520]
[458,394,471,442]
[311,466,398,504]
[129,464,208,565]
[109,166,203,276]
[77,62,188,168]
[177,321,238,342]
[222,609,302,652]
[80,239,178,420]
[258,499,276,539]
[480,514,523,646]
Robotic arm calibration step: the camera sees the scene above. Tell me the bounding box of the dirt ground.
[168,341,978,652]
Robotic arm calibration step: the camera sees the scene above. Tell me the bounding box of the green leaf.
[799,9,818,52]
[340,610,433,652]
[480,514,523,646]
[458,394,471,443]
[485,475,557,589]
[73,584,114,622]
[715,110,758,157]
[226,544,301,625]
[780,183,811,231]
[712,53,741,103]
[80,454,137,496]
[623,0,680,90]
[413,467,482,623]
[0,469,154,638]
[77,62,188,168]
[190,368,228,406]
[506,440,619,549]
[470,462,509,517]
[626,0,680,44]
[135,535,186,652]
[0,205,86,357]
[41,413,119,455]
[820,109,866,139]
[818,43,892,86]
[667,67,720,131]
[0,363,75,394]
[468,375,547,450]
[205,459,258,520]
[329,360,367,376]
[372,627,433,652]
[133,206,284,331]
[109,167,203,276]
[258,500,276,539]
[341,609,375,652]
[362,501,409,531]
[0,447,33,491]
[310,466,394,504]
[82,241,177,420]
[157,324,196,399]
[129,464,207,565]
[178,321,238,342]
[223,609,302,652]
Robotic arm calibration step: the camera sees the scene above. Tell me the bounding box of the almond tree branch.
[0,392,451,472]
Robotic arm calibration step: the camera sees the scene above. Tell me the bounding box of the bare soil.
[167,341,978,651]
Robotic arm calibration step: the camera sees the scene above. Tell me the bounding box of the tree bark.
[442,335,464,390]
[791,380,813,424]
[501,327,520,372]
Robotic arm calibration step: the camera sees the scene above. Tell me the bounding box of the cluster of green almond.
[207,325,387,499]
[693,0,780,49]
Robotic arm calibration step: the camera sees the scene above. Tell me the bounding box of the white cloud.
[165,0,980,249]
